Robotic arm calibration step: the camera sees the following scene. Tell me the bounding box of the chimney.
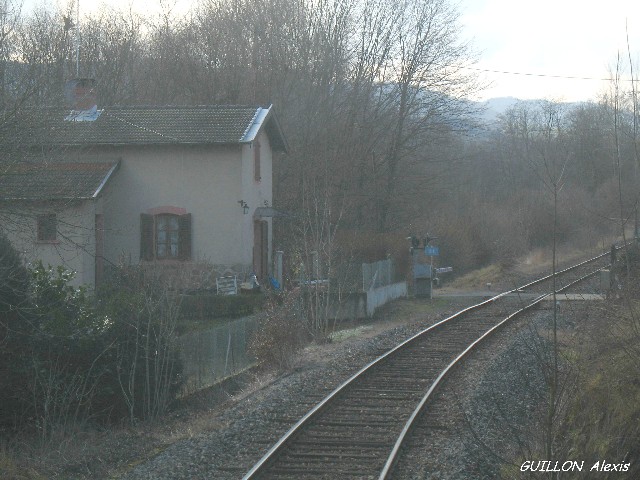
[64,78,97,111]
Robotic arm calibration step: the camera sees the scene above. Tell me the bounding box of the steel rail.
[242,248,615,479]
[378,265,607,479]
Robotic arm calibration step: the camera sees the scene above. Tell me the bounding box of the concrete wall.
[90,144,245,266]
[325,291,368,321]
[323,281,408,321]
[365,282,408,317]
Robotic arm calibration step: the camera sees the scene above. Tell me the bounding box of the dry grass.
[2,241,626,479]
[444,241,618,292]
[559,300,640,478]
[445,264,504,290]
[375,296,454,320]
[515,243,609,275]
[0,445,44,480]
[0,368,277,480]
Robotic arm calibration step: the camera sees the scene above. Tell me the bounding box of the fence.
[362,258,394,291]
[177,315,258,394]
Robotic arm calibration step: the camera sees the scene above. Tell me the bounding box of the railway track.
[243,250,615,480]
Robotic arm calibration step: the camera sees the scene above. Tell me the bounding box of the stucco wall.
[242,131,274,269]
[0,200,97,287]
[78,140,272,277]
[2,137,274,289]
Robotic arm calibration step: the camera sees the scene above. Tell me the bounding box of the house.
[0,87,288,288]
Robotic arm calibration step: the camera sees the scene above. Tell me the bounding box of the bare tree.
[78,9,143,104]
[371,0,479,231]
[525,100,571,463]
[113,266,183,423]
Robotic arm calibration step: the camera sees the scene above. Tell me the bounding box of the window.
[156,214,179,258]
[37,214,57,242]
[140,211,191,261]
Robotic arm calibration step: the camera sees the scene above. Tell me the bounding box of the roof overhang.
[92,161,119,198]
[0,160,120,201]
[241,105,289,153]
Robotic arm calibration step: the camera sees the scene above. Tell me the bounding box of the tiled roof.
[29,105,287,151]
[0,161,119,200]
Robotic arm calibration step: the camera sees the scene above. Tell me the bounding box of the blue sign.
[425,246,440,256]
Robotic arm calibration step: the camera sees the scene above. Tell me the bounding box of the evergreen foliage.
[0,235,183,434]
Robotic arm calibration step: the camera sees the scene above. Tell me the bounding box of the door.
[95,214,104,286]
[253,219,269,281]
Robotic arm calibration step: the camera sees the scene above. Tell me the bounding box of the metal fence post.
[223,330,232,377]
[275,251,284,288]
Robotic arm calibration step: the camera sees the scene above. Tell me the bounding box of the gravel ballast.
[393,288,601,478]
[119,299,477,479]
[118,277,604,479]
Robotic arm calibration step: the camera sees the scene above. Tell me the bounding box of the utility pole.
[75,0,80,76]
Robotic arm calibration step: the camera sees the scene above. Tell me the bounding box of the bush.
[0,232,32,432]
[611,243,640,298]
[248,290,308,370]
[0,255,111,435]
[96,266,184,422]
[0,249,185,433]
[562,300,640,479]
[0,231,29,314]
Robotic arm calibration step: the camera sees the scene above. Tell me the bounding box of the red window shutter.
[260,220,268,279]
[140,213,154,261]
[178,213,192,260]
[254,140,261,182]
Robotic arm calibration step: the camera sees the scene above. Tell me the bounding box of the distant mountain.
[479,97,542,121]
[482,96,521,115]
[479,96,581,120]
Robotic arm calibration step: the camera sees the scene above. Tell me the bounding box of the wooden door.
[253,220,269,281]
[95,214,104,285]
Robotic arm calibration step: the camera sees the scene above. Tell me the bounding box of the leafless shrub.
[101,264,184,424]
[248,289,308,371]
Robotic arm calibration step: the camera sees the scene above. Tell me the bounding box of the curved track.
[243,250,614,479]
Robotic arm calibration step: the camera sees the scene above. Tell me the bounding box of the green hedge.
[179,293,265,321]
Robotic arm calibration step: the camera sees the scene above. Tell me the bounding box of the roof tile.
[39,105,264,146]
[0,162,119,200]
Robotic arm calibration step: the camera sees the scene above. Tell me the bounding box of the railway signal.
[410,233,440,299]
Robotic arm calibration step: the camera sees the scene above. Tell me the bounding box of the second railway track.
[243,250,614,479]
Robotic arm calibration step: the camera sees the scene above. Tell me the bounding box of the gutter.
[241,106,271,143]
[92,161,120,198]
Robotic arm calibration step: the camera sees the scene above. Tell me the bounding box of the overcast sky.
[459,0,640,102]
[23,0,640,103]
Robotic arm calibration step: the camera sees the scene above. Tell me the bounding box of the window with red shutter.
[140,210,192,261]
[178,213,192,260]
[140,213,154,261]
